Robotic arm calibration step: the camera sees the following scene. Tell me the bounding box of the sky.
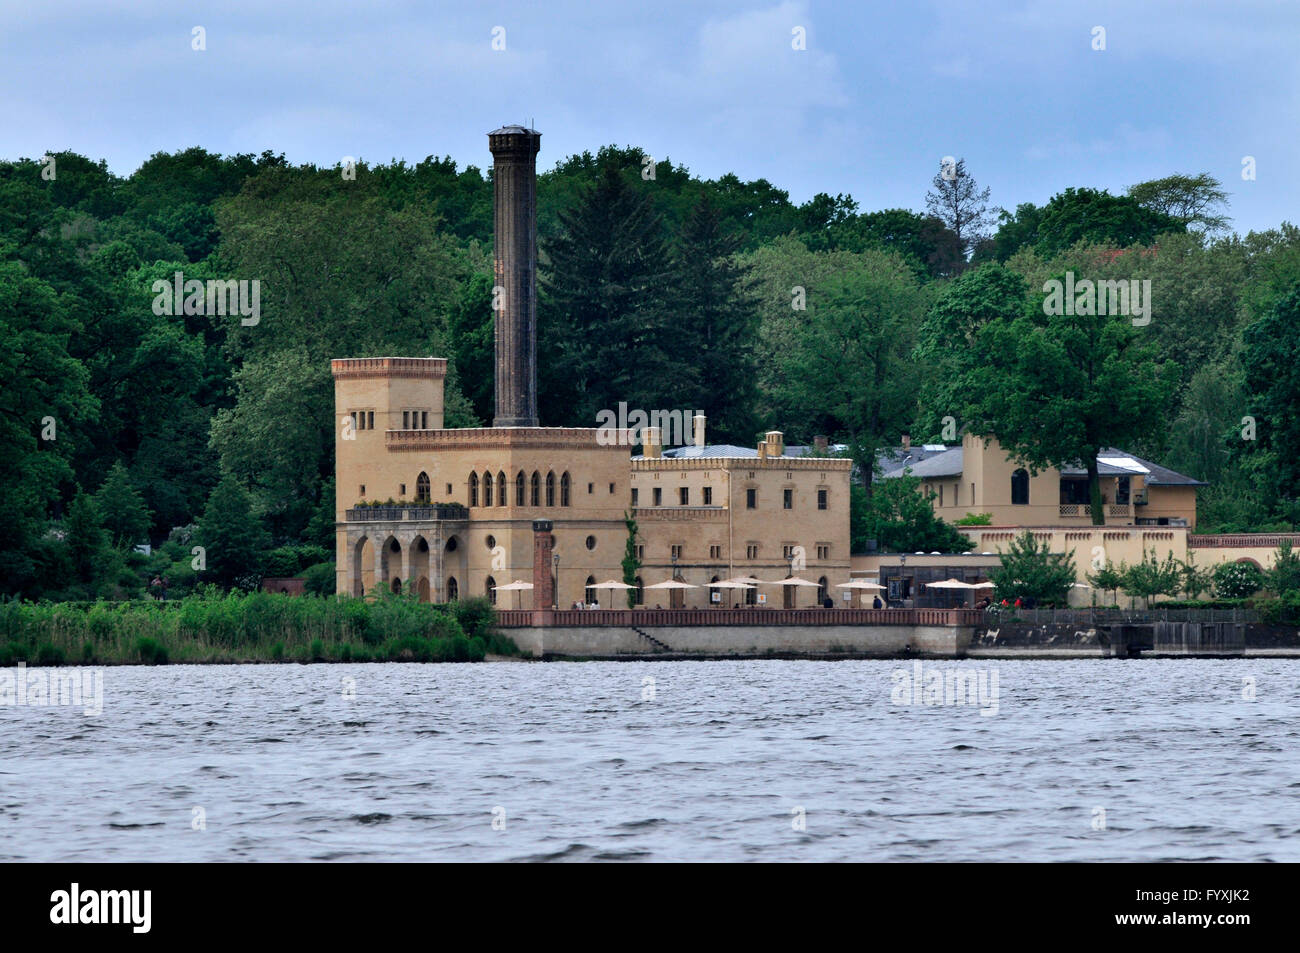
[2,0,1296,234]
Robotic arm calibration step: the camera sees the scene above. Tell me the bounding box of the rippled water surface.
[3,659,1298,861]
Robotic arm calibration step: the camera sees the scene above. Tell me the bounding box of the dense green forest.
[3,145,1299,601]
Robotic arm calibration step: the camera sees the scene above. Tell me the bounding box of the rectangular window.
[359,485,366,497]
[631,488,639,506]
[703,486,712,505]
[588,482,594,494]
[954,483,959,506]
[609,483,615,494]
[746,544,758,559]
[399,484,406,496]
[446,483,452,495]
[783,488,793,509]
[817,545,829,560]
[709,545,722,559]
[636,545,644,560]
[817,489,828,510]
[671,545,682,560]
[653,488,662,506]
[403,411,410,429]
[939,484,944,507]
[679,487,689,505]
[421,411,428,429]
[367,411,374,430]
[746,489,756,509]
[783,544,794,559]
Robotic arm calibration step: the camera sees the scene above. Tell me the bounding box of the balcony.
[345,503,468,522]
[1058,503,1134,521]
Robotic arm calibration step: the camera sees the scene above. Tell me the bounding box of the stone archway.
[352,536,374,597]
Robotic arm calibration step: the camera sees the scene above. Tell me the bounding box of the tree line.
[3,144,1299,600]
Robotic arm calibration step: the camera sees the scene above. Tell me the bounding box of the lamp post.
[553,553,560,609]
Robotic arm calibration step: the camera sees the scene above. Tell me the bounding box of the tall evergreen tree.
[539,164,680,428]
[197,474,269,590]
[95,460,153,549]
[671,193,760,444]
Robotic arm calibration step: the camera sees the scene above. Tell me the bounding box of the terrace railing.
[493,607,985,628]
[345,504,469,522]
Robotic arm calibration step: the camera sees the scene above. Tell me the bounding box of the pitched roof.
[877,443,1206,485]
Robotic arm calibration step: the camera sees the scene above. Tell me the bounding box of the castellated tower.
[488,125,542,428]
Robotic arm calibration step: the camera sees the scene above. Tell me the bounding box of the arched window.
[818,576,828,604]
[634,576,644,606]
[516,471,526,506]
[546,471,555,507]
[498,471,507,506]
[561,472,571,506]
[486,576,497,605]
[415,472,431,504]
[483,471,493,507]
[447,577,459,601]
[469,473,478,508]
[585,575,597,605]
[530,471,540,506]
[1011,468,1029,505]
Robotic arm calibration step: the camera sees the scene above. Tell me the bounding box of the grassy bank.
[0,592,518,665]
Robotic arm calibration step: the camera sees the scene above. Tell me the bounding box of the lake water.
[3,659,1297,862]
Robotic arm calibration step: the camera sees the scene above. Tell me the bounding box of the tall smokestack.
[488,124,542,428]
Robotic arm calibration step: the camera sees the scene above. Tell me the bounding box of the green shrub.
[309,638,325,661]
[36,644,66,666]
[1214,561,1264,599]
[1254,591,1300,625]
[136,637,169,665]
[452,597,496,643]
[302,562,336,596]
[270,641,285,661]
[955,512,993,525]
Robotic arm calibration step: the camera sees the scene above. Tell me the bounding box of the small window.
[403,411,410,429]
[446,483,453,495]
[783,488,792,509]
[561,472,571,507]
[671,545,682,560]
[939,484,944,507]
[485,535,496,550]
[399,483,406,497]
[498,471,507,507]
[746,544,758,559]
[679,487,689,505]
[486,576,497,605]
[588,482,594,494]
[609,482,615,494]
[585,535,596,551]
[636,545,644,560]
[368,411,374,430]
[546,472,555,507]
[703,486,712,505]
[631,488,639,506]
[531,471,541,506]
[783,544,794,559]
[817,489,828,510]
[416,473,430,503]
[421,411,428,429]
[469,472,479,507]
[359,484,366,497]
[746,488,757,509]
[817,544,829,560]
[653,488,662,506]
[483,471,493,507]
[709,545,722,559]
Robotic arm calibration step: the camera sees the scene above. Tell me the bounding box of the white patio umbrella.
[722,575,764,586]
[491,579,534,610]
[925,578,979,607]
[644,578,697,609]
[836,578,885,607]
[709,579,756,608]
[592,578,636,609]
[761,575,821,607]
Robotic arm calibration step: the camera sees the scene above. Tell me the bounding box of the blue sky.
[2,0,1295,234]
